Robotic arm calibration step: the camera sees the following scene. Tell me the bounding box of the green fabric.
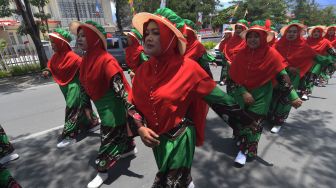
[203,86,238,106]
[94,90,126,127]
[140,51,149,62]
[59,76,93,138]
[53,28,72,42]
[197,53,215,68]
[85,20,106,37]
[153,126,195,172]
[278,69,299,101]
[184,19,196,30]
[154,8,185,29]
[232,82,273,116]
[236,19,249,27]
[131,28,143,40]
[59,76,82,108]
[0,167,12,187]
[269,71,300,125]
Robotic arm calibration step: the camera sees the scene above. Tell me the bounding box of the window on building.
[9,32,17,45]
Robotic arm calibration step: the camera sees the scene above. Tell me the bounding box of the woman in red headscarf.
[130,11,257,187]
[72,21,138,188]
[42,29,99,148]
[268,22,316,133]
[218,27,233,85]
[124,28,148,79]
[303,26,336,95]
[229,21,302,166]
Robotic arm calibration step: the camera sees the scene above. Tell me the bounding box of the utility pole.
[74,0,80,21]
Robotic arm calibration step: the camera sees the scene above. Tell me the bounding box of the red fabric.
[223,34,246,63]
[218,34,232,53]
[229,30,287,90]
[184,29,206,60]
[79,26,130,101]
[48,36,80,86]
[275,26,317,78]
[125,36,144,72]
[325,27,336,48]
[132,20,215,146]
[307,28,333,55]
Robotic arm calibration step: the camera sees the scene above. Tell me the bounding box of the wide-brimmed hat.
[240,25,274,43]
[123,28,143,43]
[326,24,336,32]
[69,20,107,50]
[132,12,187,55]
[48,28,71,48]
[280,22,306,36]
[308,25,327,37]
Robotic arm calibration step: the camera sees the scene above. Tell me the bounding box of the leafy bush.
[202,41,216,50]
[0,70,10,78]
[9,63,41,76]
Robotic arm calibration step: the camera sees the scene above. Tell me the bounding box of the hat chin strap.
[161,35,176,55]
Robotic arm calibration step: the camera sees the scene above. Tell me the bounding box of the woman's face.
[312,29,321,38]
[144,21,162,56]
[77,29,88,51]
[286,26,299,41]
[234,25,244,35]
[246,31,260,49]
[328,28,335,36]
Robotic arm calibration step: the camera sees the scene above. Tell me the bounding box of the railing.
[0,45,39,71]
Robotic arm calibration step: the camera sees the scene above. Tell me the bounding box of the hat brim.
[124,31,141,43]
[308,25,327,37]
[240,28,274,43]
[280,23,306,36]
[186,26,198,39]
[132,12,187,55]
[69,21,107,50]
[48,33,70,48]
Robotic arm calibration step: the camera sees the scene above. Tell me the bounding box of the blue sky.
[218,0,336,9]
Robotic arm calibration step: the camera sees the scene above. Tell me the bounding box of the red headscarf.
[132,20,216,146]
[48,35,81,86]
[125,35,145,72]
[79,25,130,101]
[218,33,232,53]
[325,27,336,48]
[184,28,206,60]
[307,28,333,55]
[223,33,246,63]
[275,25,317,78]
[229,30,287,90]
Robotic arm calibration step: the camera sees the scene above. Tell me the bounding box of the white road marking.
[11,125,63,143]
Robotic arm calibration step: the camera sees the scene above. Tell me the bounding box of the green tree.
[166,0,220,27]
[133,0,161,13]
[229,0,288,24]
[0,0,48,69]
[30,0,51,33]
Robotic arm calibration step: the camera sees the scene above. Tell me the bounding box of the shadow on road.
[193,109,336,188]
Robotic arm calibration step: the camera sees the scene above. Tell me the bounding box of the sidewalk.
[0,73,54,93]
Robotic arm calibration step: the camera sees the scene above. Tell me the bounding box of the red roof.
[0,20,19,26]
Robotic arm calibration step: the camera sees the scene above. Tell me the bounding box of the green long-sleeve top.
[229,69,299,116]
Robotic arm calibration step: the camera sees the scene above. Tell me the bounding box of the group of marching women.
[0,7,335,188]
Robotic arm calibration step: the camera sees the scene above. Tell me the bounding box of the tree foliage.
[0,0,13,17]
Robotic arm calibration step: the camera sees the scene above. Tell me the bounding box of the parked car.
[69,33,129,70]
[209,43,224,65]
[106,34,128,70]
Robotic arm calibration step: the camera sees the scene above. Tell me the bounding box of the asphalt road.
[0,67,335,188]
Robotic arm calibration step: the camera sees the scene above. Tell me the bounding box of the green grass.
[0,63,41,78]
[202,41,216,50]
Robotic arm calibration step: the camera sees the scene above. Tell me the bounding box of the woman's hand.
[242,92,255,105]
[41,71,50,78]
[291,98,303,109]
[210,62,217,68]
[138,127,160,148]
